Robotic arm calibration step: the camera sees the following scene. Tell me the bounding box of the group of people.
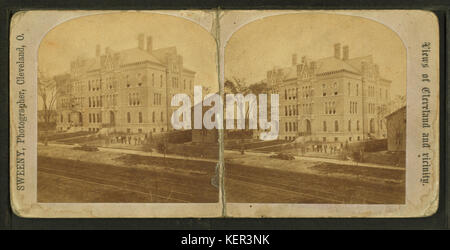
[106,134,150,146]
[305,142,349,155]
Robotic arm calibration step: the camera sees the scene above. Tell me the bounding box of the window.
[348,120,351,131]
[139,112,143,123]
[335,120,339,132]
[152,112,155,123]
[357,120,360,131]
[161,112,164,122]
[127,112,131,123]
[152,73,155,86]
[285,89,287,100]
[323,121,327,132]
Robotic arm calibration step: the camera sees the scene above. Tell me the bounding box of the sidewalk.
[225,149,405,171]
[39,142,218,163]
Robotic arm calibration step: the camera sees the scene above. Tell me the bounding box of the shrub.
[156,142,167,154]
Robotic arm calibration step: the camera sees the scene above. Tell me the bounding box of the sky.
[225,13,407,98]
[39,12,219,92]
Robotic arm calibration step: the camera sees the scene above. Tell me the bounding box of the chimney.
[334,43,341,59]
[310,61,316,72]
[292,53,297,66]
[96,44,101,57]
[146,36,153,52]
[138,33,145,50]
[297,64,303,76]
[343,45,349,60]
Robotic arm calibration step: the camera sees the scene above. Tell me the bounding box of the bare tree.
[38,69,57,130]
[225,78,270,133]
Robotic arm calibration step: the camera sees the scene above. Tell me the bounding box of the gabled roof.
[344,55,373,72]
[118,48,163,66]
[72,44,197,75]
[315,56,360,75]
[152,46,177,64]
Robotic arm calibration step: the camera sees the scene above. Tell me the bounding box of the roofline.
[316,69,361,76]
[385,105,406,118]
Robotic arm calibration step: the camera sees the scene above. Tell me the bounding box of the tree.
[38,69,57,131]
[225,77,271,132]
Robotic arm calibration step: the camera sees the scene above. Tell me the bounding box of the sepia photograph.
[36,12,220,203]
[224,13,407,204]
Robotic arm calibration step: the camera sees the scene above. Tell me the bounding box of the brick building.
[266,43,391,146]
[386,106,406,152]
[55,33,195,134]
